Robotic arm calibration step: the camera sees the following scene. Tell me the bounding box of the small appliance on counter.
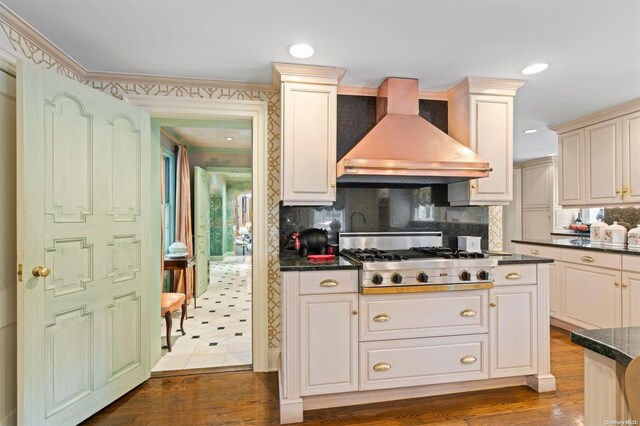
[298,228,329,256]
[457,236,482,253]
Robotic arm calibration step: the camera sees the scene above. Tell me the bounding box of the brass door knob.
[32,266,51,278]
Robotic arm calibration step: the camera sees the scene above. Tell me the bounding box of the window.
[162,148,176,253]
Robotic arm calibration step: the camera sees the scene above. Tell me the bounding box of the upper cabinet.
[551,98,640,207]
[447,77,525,206]
[274,63,345,206]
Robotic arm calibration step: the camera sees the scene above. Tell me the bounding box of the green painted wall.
[224,180,252,254]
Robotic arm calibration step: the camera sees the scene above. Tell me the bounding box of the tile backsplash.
[280,186,488,254]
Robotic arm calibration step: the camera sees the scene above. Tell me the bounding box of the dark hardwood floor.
[84,328,584,425]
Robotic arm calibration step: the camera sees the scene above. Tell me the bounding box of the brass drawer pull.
[460,355,477,365]
[506,272,521,280]
[581,256,594,263]
[373,313,391,322]
[320,279,339,287]
[531,249,540,255]
[460,309,477,317]
[373,362,391,372]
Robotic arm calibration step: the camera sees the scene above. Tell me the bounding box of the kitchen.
[2,2,637,420]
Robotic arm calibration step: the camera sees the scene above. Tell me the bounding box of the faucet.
[350,211,367,230]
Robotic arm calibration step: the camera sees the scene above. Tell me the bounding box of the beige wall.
[0,70,17,426]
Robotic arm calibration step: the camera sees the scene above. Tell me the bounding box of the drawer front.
[360,290,488,341]
[514,243,560,259]
[360,334,489,390]
[298,269,359,295]
[623,255,640,272]
[560,248,621,270]
[494,264,537,286]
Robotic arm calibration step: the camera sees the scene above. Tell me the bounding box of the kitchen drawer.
[494,264,537,286]
[514,243,561,259]
[359,290,488,341]
[622,255,640,272]
[360,334,489,390]
[560,248,621,270]
[299,270,359,295]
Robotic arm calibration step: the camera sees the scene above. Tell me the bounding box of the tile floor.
[153,256,252,372]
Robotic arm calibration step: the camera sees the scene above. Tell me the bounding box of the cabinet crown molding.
[517,156,557,168]
[447,76,526,100]
[550,97,640,134]
[272,62,346,87]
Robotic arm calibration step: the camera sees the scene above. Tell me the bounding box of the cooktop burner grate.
[341,247,487,262]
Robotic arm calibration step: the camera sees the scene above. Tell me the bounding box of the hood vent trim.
[337,77,491,185]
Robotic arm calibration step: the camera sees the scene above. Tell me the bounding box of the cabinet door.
[281,82,337,206]
[561,263,621,329]
[522,208,553,241]
[622,111,640,203]
[522,163,551,209]
[489,285,538,378]
[622,272,640,327]
[558,129,585,205]
[299,293,358,396]
[585,118,623,205]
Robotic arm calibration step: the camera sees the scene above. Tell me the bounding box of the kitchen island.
[571,327,640,424]
[278,253,555,423]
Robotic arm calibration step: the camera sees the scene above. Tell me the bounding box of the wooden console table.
[163,255,197,308]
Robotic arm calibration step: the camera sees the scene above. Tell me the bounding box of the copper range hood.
[337,77,491,185]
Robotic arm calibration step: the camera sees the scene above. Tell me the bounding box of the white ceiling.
[165,127,252,149]
[6,0,640,161]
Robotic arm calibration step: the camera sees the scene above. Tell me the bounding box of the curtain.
[175,145,194,301]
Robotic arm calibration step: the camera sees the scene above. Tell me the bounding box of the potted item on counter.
[628,225,640,249]
[590,220,608,245]
[603,222,627,248]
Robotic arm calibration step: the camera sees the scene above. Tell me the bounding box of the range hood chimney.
[337,77,491,185]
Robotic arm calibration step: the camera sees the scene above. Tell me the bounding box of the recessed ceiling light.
[225,137,233,141]
[288,43,314,59]
[521,63,549,75]
[523,129,537,134]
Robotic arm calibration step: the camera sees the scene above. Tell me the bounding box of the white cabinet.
[281,82,337,206]
[522,209,553,241]
[622,111,640,203]
[585,118,623,205]
[489,285,538,378]
[548,263,559,317]
[552,99,640,207]
[274,63,345,206]
[447,78,524,206]
[622,271,640,327]
[558,129,586,206]
[522,162,552,209]
[560,262,621,329]
[300,293,358,395]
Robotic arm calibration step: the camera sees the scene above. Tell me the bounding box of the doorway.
[124,95,269,373]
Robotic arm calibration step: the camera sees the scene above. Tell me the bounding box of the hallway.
[154,256,252,371]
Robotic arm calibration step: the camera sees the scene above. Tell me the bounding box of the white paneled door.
[194,166,209,298]
[17,60,153,425]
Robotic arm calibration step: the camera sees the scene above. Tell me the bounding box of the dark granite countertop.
[550,230,590,237]
[279,255,361,271]
[571,327,640,367]
[512,238,640,256]
[492,254,554,264]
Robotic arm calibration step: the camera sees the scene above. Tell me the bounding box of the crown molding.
[337,85,447,101]
[0,2,85,77]
[447,76,526,100]
[549,97,640,134]
[518,155,557,168]
[272,62,346,87]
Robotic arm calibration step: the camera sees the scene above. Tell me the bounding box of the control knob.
[459,270,471,281]
[371,273,384,285]
[477,270,490,280]
[416,272,429,283]
[391,273,403,284]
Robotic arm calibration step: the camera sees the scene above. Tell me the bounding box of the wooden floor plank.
[84,328,584,425]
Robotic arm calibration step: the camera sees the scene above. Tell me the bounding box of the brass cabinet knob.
[460,355,477,364]
[490,302,497,307]
[32,266,51,278]
[373,362,391,372]
[352,309,358,315]
[615,282,621,287]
